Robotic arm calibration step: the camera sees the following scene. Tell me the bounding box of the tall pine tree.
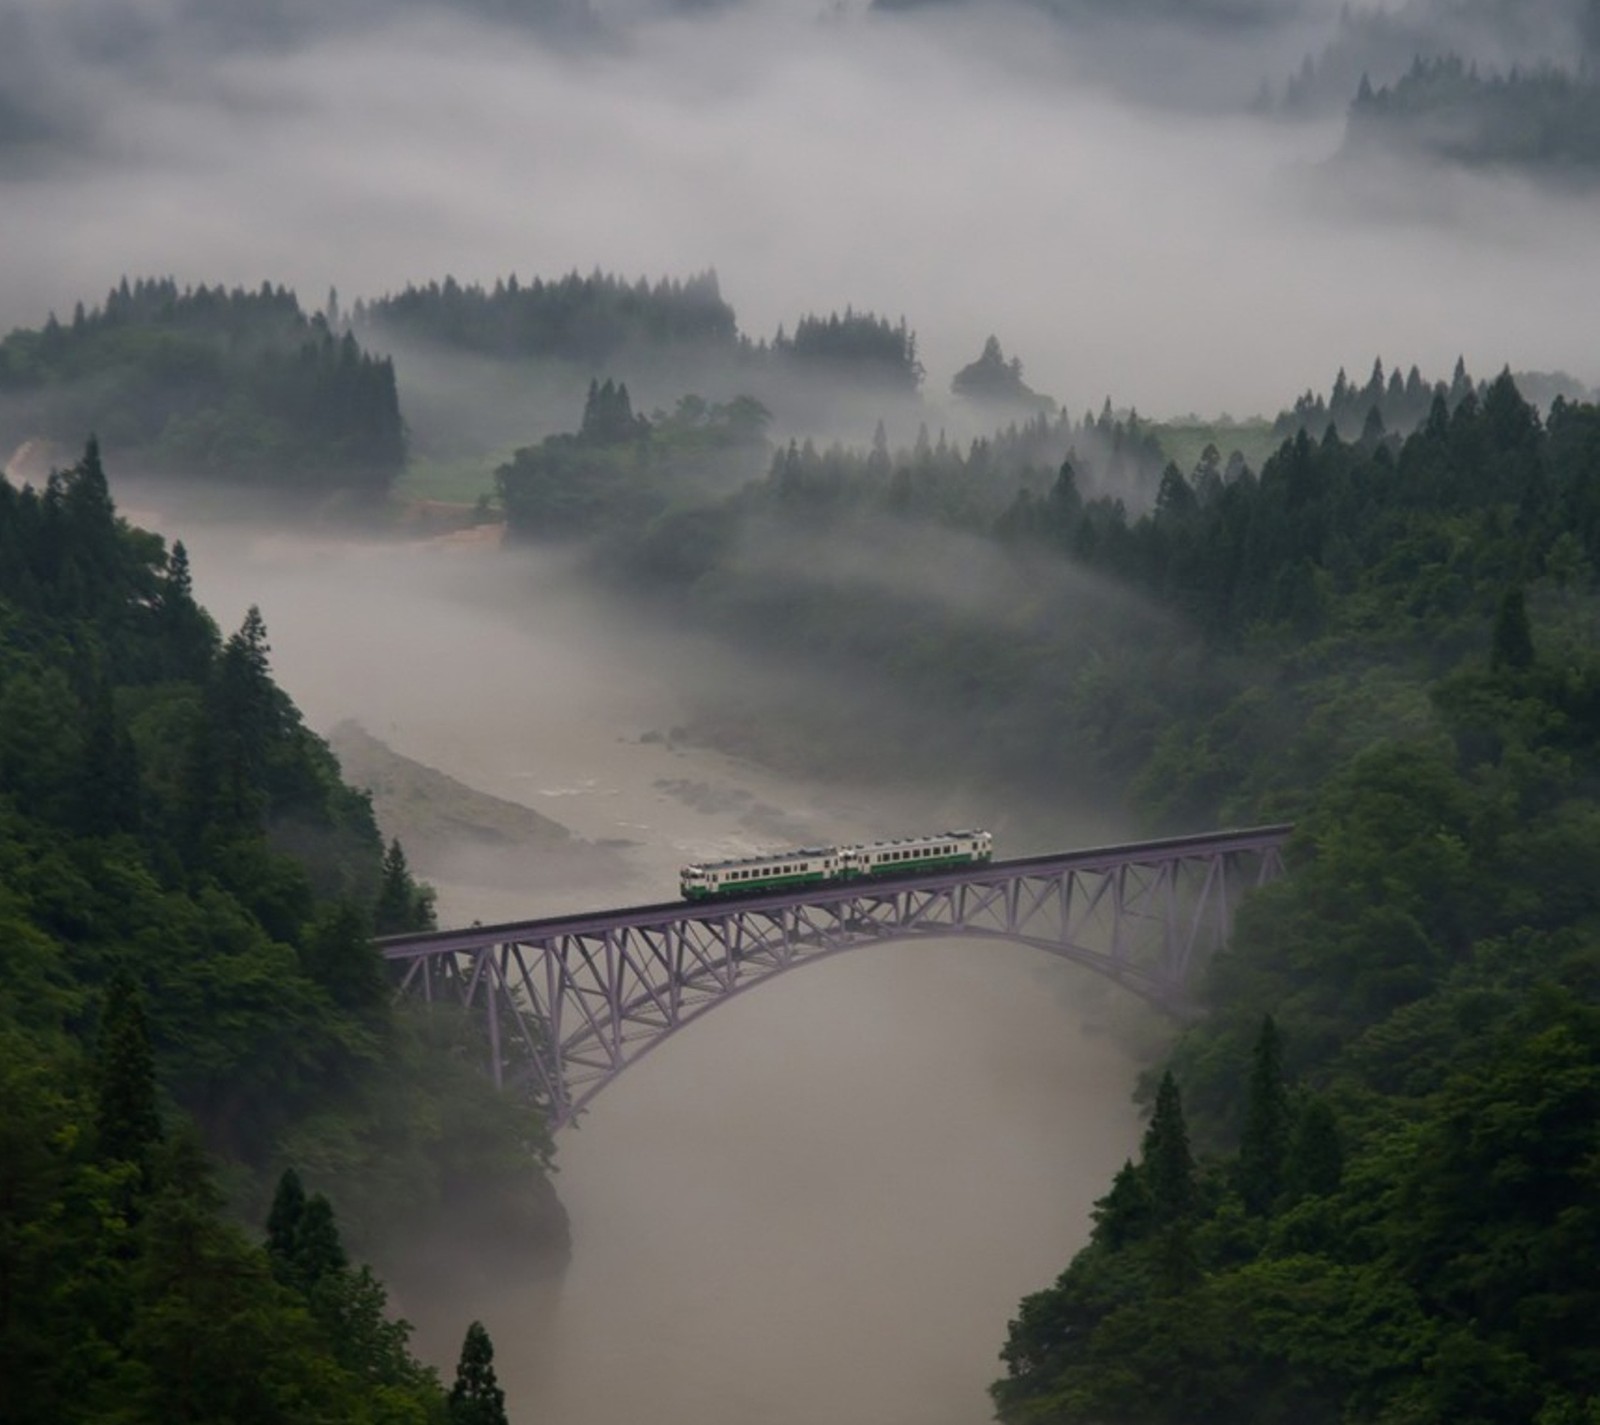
[449,1321,509,1425]
[1236,1015,1290,1215]
[1141,1071,1195,1225]
[94,970,164,1178]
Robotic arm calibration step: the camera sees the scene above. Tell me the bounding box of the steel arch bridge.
[378,825,1292,1130]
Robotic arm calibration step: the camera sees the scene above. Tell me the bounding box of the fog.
[3,0,1598,422]
[122,501,1151,1423]
[12,0,1600,1416]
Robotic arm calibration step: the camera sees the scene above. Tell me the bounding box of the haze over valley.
[3,0,1599,424]
[5,0,1600,1422]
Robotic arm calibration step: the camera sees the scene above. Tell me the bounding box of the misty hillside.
[0,445,566,1420]
[5,0,1600,1415]
[514,366,1600,1423]
[0,279,404,497]
[1343,56,1600,174]
[1275,0,1600,110]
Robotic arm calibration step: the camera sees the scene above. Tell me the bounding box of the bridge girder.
[381,827,1291,1131]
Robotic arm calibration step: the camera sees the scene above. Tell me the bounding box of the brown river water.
[156,516,1147,1425]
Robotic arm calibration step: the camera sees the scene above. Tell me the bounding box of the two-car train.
[680,829,993,901]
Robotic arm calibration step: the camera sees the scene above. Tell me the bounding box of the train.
[680,829,993,901]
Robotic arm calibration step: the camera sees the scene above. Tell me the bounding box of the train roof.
[682,845,840,873]
[682,830,991,875]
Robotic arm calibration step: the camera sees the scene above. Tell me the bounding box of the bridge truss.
[379,825,1291,1130]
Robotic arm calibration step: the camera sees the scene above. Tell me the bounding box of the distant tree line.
[1347,54,1600,172]
[1266,0,1600,122]
[354,268,740,365]
[950,334,1055,412]
[1274,355,1478,443]
[357,268,927,390]
[0,278,405,496]
[496,379,772,539]
[767,308,924,392]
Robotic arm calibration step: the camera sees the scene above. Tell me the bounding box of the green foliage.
[93,970,164,1180]
[1236,1015,1290,1215]
[1491,584,1536,670]
[448,1321,509,1425]
[357,268,738,364]
[989,378,1600,1423]
[1143,1071,1197,1226]
[496,385,771,541]
[0,278,405,495]
[951,335,1053,410]
[375,838,437,936]
[0,1049,447,1425]
[0,444,559,1420]
[774,307,923,391]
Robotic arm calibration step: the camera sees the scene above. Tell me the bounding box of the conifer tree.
[1284,1096,1344,1202]
[1490,586,1535,672]
[1090,1159,1152,1250]
[302,900,385,1012]
[94,970,164,1177]
[1237,1015,1291,1215]
[1141,1071,1196,1225]
[449,1321,509,1425]
[375,837,433,934]
[293,1193,349,1292]
[265,1167,307,1280]
[78,677,141,837]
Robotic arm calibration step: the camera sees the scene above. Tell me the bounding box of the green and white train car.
[849,830,993,879]
[680,830,993,901]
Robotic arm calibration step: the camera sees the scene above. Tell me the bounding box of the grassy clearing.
[1152,418,1285,475]
[394,449,514,505]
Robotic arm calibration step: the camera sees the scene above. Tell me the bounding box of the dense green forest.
[7,261,1600,1421]
[0,279,406,496]
[496,380,772,539]
[496,369,1600,1419]
[1276,358,1596,444]
[979,380,1600,1423]
[0,443,563,1420]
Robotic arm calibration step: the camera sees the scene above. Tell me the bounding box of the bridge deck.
[376,822,1294,1127]
[376,823,1295,958]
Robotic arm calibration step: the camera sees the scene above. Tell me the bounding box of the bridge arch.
[379,826,1291,1130]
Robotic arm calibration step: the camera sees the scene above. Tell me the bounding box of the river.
[157,515,1147,1425]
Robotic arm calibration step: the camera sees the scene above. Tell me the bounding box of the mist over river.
[146,510,1146,1425]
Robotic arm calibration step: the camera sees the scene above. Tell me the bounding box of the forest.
[0,443,562,1422]
[979,381,1600,1424]
[477,355,1600,1420]
[4,0,1600,1412]
[359,274,925,395]
[7,252,1600,1418]
[0,280,406,498]
[1346,57,1600,173]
